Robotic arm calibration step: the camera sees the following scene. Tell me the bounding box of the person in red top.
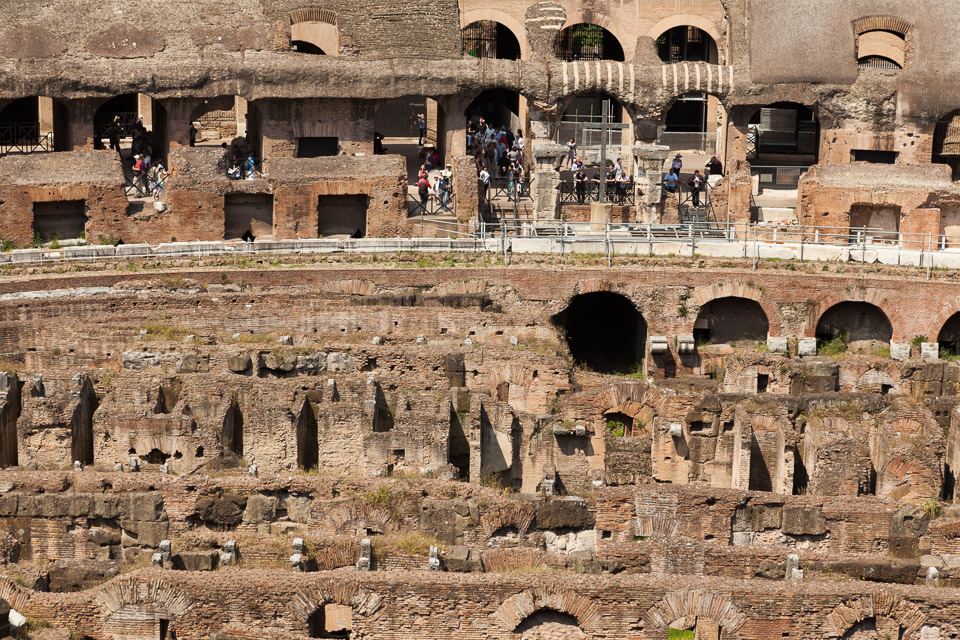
[132,154,146,194]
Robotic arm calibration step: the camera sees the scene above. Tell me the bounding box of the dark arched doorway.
[462,21,521,60]
[938,312,960,356]
[693,297,769,345]
[551,292,645,373]
[555,24,624,61]
[815,302,892,353]
[656,26,719,63]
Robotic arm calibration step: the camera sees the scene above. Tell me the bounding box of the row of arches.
[78,578,929,640]
[461,19,720,64]
[553,291,960,372]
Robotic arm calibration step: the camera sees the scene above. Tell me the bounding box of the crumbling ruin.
[0,1,958,639]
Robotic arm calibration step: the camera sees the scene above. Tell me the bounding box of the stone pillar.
[531,143,566,220]
[69,98,99,150]
[453,156,479,224]
[235,97,248,137]
[631,144,670,223]
[38,97,54,138]
[438,95,470,162]
[724,108,754,223]
[138,94,153,131]
[161,98,197,156]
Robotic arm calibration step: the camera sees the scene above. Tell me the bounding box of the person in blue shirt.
[664,169,679,193]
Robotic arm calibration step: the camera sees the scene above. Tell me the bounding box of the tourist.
[565,138,577,169]
[574,167,587,203]
[671,153,683,175]
[439,164,453,210]
[513,130,525,152]
[417,174,430,211]
[373,133,385,155]
[706,154,723,177]
[688,170,704,207]
[108,116,122,156]
[507,160,523,201]
[478,164,490,202]
[188,122,197,147]
[132,154,147,194]
[664,169,679,193]
[149,162,167,200]
[571,157,583,174]
[244,155,256,180]
[416,113,426,146]
[227,161,242,180]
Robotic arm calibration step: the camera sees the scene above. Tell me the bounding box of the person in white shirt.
[478,165,490,202]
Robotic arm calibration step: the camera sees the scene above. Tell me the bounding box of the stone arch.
[597,381,664,435]
[803,289,890,337]
[493,589,601,631]
[95,577,194,619]
[825,595,926,639]
[643,590,746,637]
[325,503,397,537]
[480,502,536,538]
[691,282,782,336]
[648,14,726,63]
[289,8,339,55]
[290,584,383,637]
[556,13,628,62]
[461,8,529,60]
[927,299,960,345]
[551,290,646,374]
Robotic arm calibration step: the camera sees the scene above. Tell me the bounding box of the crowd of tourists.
[96,115,167,200]
[467,116,526,202]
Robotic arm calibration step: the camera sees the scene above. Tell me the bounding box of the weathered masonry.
[0,2,956,240]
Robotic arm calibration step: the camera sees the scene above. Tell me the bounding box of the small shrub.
[817,330,848,357]
[917,499,942,519]
[606,419,626,438]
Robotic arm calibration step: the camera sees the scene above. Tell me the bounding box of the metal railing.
[657,132,717,155]
[0,125,53,155]
[751,165,809,190]
[125,174,166,199]
[475,219,957,258]
[6,223,960,269]
[488,177,531,201]
[560,179,636,206]
[407,193,457,217]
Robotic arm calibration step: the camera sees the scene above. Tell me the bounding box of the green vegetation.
[606,419,627,438]
[817,330,848,357]
[141,322,192,341]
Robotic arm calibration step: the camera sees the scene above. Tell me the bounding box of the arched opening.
[296,399,319,471]
[0,97,68,154]
[815,302,892,353]
[466,89,521,133]
[189,96,249,148]
[693,297,769,345]
[222,401,244,458]
[856,31,905,70]
[516,610,585,640]
[938,312,960,356]
[668,616,723,640]
[289,9,338,56]
[659,92,726,157]
[292,40,325,54]
[554,24,624,61]
[656,26,719,64]
[462,21,521,60]
[933,110,960,181]
[551,291,646,374]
